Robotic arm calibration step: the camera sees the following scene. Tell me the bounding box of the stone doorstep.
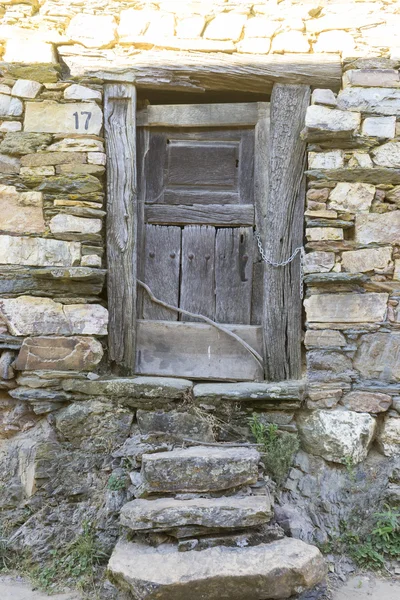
[107,537,327,600]
[61,376,305,405]
[120,495,272,532]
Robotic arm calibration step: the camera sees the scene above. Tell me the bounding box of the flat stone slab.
[62,376,192,401]
[193,381,304,403]
[120,496,272,532]
[108,537,327,600]
[141,446,260,493]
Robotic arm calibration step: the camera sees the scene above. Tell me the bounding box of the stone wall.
[0,1,399,598]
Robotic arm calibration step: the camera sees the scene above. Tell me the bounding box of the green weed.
[249,414,300,486]
[107,473,127,491]
[322,506,400,571]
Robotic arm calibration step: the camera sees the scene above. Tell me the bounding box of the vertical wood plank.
[104,83,137,373]
[136,126,148,320]
[263,84,310,381]
[143,225,181,320]
[238,129,255,205]
[251,260,264,325]
[180,225,215,321]
[253,103,270,334]
[215,227,253,324]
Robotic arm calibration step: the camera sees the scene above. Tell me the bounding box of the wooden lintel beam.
[62,51,342,93]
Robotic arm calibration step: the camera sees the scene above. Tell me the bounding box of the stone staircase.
[107,440,327,599]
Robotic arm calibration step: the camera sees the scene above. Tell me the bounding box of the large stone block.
[136,410,214,442]
[372,142,400,168]
[304,293,388,323]
[108,538,326,600]
[11,79,42,99]
[355,212,400,244]
[271,31,310,53]
[64,84,101,101]
[121,496,272,532]
[204,13,246,42]
[54,400,133,451]
[304,330,346,349]
[344,69,400,88]
[0,185,45,234]
[342,391,391,414]
[354,333,400,381]
[3,37,56,64]
[14,336,103,371]
[0,94,22,117]
[45,138,104,152]
[308,151,344,170]
[341,247,392,273]
[0,133,52,155]
[0,235,80,266]
[141,447,260,493]
[305,227,343,241]
[0,296,108,336]
[49,214,102,236]
[66,14,117,48]
[337,87,400,116]
[314,31,355,55]
[37,175,102,196]
[2,36,59,83]
[329,182,375,213]
[303,105,360,136]
[297,410,376,464]
[362,116,396,139]
[24,101,102,135]
[303,251,335,274]
[376,417,400,456]
[20,152,86,167]
[0,154,20,173]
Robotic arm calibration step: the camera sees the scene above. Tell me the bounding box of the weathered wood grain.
[263,84,310,381]
[251,260,264,326]
[145,204,254,226]
[64,51,342,93]
[253,102,270,331]
[180,225,215,321]
[239,129,255,206]
[215,227,253,324]
[137,103,260,127]
[143,225,181,321]
[104,83,137,373]
[165,139,239,189]
[135,320,264,381]
[138,126,255,206]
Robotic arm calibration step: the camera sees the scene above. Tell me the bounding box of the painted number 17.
[73,111,92,130]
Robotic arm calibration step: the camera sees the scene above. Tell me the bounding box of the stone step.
[120,495,272,534]
[141,446,260,493]
[107,537,327,600]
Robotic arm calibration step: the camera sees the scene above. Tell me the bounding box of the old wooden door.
[135,103,269,381]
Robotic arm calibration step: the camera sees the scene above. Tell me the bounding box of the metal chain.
[255,232,306,299]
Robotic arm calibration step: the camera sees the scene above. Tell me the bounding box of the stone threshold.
[61,375,305,403]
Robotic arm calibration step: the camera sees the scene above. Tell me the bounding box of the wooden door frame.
[104,81,310,380]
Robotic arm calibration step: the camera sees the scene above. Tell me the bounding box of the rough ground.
[0,575,80,600]
[332,575,400,600]
[1,573,400,600]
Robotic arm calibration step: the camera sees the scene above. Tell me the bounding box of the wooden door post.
[263,84,310,381]
[104,83,137,373]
